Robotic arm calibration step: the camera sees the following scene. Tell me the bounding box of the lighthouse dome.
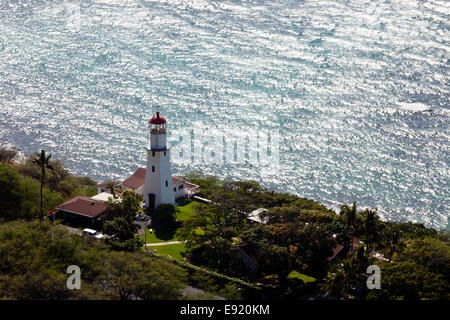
[149,111,166,124]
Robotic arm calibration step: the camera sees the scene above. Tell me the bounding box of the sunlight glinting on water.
[0,0,448,228]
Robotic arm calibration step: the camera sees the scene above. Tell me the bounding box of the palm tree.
[383,224,402,260]
[324,259,355,299]
[360,209,381,250]
[340,201,358,253]
[32,150,53,222]
[106,181,116,197]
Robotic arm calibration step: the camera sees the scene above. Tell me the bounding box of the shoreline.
[1,139,448,231]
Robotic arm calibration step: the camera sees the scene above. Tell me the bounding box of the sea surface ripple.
[0,0,448,229]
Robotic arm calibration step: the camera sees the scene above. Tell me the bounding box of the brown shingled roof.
[121,168,185,189]
[122,168,146,189]
[56,196,108,218]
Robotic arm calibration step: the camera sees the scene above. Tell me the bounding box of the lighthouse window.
[173,187,176,192]
[152,166,155,172]
[165,180,168,187]
[152,151,155,157]
[164,151,166,156]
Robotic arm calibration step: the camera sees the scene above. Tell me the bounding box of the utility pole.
[144,217,147,252]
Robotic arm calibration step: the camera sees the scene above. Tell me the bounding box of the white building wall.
[143,148,175,209]
[150,132,167,150]
[135,184,144,196]
[174,183,185,200]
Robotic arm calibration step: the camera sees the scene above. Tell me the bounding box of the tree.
[178,201,244,246]
[32,150,54,222]
[322,247,372,299]
[103,252,186,300]
[241,215,338,280]
[0,270,73,300]
[20,153,97,198]
[0,221,100,299]
[181,172,225,198]
[395,221,440,239]
[323,259,356,299]
[103,189,142,250]
[366,261,449,300]
[396,237,450,283]
[19,177,40,219]
[43,159,70,191]
[382,223,402,260]
[0,145,19,164]
[106,181,116,196]
[0,163,64,221]
[105,189,141,221]
[177,197,249,274]
[152,204,177,228]
[0,163,23,220]
[151,204,178,241]
[0,220,188,300]
[261,206,336,225]
[103,217,135,241]
[359,209,382,250]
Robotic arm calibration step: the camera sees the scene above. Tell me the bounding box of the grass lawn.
[141,229,177,243]
[147,243,186,260]
[139,200,203,243]
[176,200,202,221]
[287,271,316,284]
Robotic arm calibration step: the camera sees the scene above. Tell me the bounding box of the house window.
[164,151,166,156]
[101,189,105,193]
[165,180,168,187]
[152,151,155,157]
[173,187,176,192]
[152,165,155,172]
[179,184,184,190]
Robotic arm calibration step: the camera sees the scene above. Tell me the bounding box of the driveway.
[62,225,82,236]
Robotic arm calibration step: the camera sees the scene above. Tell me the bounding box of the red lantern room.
[149,107,168,151]
[149,111,166,132]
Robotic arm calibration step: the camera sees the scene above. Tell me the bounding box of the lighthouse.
[143,108,175,211]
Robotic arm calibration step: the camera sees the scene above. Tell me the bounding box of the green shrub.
[0,163,23,220]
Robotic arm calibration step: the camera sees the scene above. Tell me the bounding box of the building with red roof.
[55,196,108,230]
[122,168,147,194]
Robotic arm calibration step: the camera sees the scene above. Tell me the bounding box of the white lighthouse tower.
[143,108,175,211]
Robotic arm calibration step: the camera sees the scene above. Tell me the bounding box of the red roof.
[56,196,108,218]
[172,176,184,185]
[122,168,146,189]
[150,111,166,125]
[327,238,362,261]
[327,244,344,261]
[121,168,184,189]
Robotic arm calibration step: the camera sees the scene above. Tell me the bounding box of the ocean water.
[0,0,448,229]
